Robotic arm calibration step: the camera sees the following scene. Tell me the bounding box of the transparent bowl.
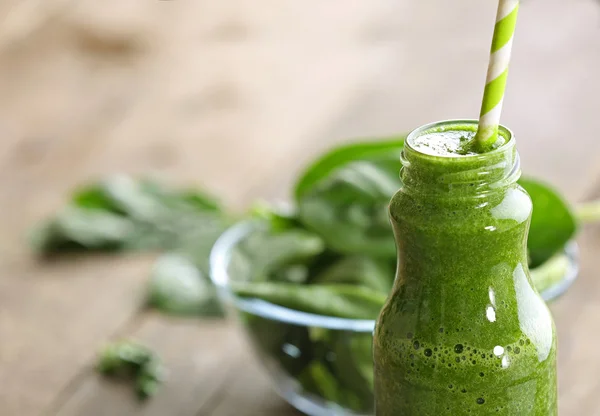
[209,220,579,416]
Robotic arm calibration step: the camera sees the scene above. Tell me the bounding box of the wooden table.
[1,0,600,415]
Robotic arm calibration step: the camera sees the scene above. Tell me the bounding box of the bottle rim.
[402,119,519,192]
[406,119,514,159]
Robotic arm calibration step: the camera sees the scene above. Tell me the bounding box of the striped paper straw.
[475,0,520,148]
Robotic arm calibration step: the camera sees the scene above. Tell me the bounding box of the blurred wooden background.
[0,0,599,415]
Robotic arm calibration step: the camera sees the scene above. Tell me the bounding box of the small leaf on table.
[31,207,134,253]
[97,340,165,400]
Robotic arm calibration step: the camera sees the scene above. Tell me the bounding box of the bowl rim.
[209,220,376,331]
[209,220,579,332]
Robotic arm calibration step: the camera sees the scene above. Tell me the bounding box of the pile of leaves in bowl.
[31,135,597,403]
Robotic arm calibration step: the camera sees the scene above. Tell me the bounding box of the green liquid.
[373,121,557,415]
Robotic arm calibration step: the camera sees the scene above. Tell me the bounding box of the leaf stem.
[576,200,600,224]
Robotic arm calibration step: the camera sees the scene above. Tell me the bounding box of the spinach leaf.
[518,177,577,267]
[238,227,325,282]
[147,253,222,317]
[297,329,370,412]
[298,361,344,404]
[241,313,313,377]
[166,213,231,274]
[97,176,172,223]
[294,137,405,199]
[576,200,600,224]
[232,282,386,319]
[178,189,223,213]
[136,360,165,399]
[97,340,165,400]
[349,333,375,390]
[32,176,230,318]
[31,176,227,256]
[313,256,394,294]
[530,253,570,295]
[298,162,400,258]
[31,207,135,253]
[249,201,300,232]
[72,185,125,213]
[328,331,374,412]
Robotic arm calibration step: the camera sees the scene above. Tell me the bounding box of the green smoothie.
[373,120,557,415]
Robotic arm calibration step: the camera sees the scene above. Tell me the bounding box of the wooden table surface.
[1,1,600,415]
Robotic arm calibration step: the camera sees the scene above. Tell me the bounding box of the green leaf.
[530,253,570,295]
[241,314,313,377]
[518,177,577,267]
[99,176,173,223]
[147,253,222,317]
[136,375,161,399]
[328,332,374,412]
[349,333,375,390]
[72,185,124,213]
[271,264,311,284]
[56,207,134,246]
[90,176,223,224]
[97,340,154,377]
[31,176,228,259]
[249,201,299,232]
[298,361,343,403]
[313,256,394,294]
[294,137,406,200]
[31,207,135,253]
[298,162,400,257]
[136,359,166,399]
[576,200,600,224]
[177,189,222,213]
[97,340,165,400]
[239,227,325,281]
[232,282,386,319]
[297,358,364,411]
[31,176,231,319]
[166,213,231,275]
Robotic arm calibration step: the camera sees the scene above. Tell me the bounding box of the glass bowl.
[209,220,579,416]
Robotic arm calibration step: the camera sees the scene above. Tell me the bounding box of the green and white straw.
[475,0,520,149]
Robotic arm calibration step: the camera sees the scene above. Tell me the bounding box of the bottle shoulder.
[375,263,556,366]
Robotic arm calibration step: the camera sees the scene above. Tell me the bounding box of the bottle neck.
[400,121,520,197]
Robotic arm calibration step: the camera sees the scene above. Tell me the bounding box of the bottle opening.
[406,120,513,158]
[401,120,519,193]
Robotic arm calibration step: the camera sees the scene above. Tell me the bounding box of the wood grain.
[0,255,153,416]
[53,317,241,416]
[0,0,598,415]
[51,316,303,416]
